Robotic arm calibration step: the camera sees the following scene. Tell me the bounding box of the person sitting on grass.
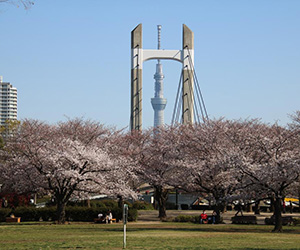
[200,210,208,224]
[212,210,217,224]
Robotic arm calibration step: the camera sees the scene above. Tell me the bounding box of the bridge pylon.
[130,24,194,131]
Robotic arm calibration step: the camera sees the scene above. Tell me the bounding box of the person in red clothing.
[200,210,208,224]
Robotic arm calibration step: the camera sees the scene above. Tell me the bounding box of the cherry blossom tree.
[101,129,144,208]
[0,0,34,9]
[286,111,300,211]
[289,111,300,209]
[133,126,184,219]
[177,120,248,218]
[289,111,300,128]
[175,118,300,231]
[116,130,146,189]
[236,121,300,232]
[1,119,136,223]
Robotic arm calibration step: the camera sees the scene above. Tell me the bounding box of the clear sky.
[0,0,299,129]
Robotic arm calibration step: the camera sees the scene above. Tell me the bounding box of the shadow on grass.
[2,222,299,235]
[242,248,300,250]
[103,224,300,235]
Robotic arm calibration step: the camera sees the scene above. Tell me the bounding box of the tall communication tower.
[130,24,197,131]
[151,25,167,127]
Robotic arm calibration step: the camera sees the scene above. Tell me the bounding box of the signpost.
[123,204,128,249]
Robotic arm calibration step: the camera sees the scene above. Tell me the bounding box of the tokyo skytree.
[151,25,167,127]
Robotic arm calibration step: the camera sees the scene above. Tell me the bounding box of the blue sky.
[0,0,299,129]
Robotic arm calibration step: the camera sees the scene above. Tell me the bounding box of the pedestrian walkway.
[137,209,300,225]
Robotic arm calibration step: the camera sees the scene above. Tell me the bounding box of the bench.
[6,217,21,223]
[231,215,257,224]
[94,218,105,223]
[94,218,117,223]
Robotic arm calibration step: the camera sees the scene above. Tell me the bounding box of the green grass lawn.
[0,222,299,249]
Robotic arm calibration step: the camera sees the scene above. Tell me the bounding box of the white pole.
[123,223,126,249]
[123,204,128,249]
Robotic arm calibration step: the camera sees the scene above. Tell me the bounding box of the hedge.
[0,208,11,222]
[132,201,154,210]
[173,215,199,223]
[66,207,122,222]
[11,207,57,221]
[293,217,300,226]
[0,206,138,222]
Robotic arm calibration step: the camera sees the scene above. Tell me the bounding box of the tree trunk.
[154,186,168,219]
[213,204,222,224]
[269,198,274,212]
[298,183,300,212]
[214,198,226,222]
[220,201,227,213]
[246,203,252,212]
[272,197,283,233]
[117,195,123,209]
[298,183,300,213]
[57,200,67,224]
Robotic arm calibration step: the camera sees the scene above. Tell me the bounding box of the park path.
[137,209,300,225]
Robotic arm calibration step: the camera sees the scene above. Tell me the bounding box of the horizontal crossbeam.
[143,49,182,63]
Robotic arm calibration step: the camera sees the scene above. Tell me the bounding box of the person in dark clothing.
[235,202,243,216]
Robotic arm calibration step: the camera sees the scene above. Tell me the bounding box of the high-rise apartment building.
[0,76,17,126]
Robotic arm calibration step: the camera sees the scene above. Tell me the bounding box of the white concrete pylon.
[130,24,194,131]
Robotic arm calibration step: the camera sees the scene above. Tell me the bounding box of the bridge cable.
[186,68,201,123]
[186,60,205,123]
[172,71,183,125]
[187,47,209,120]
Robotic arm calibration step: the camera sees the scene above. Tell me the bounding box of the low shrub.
[100,199,119,210]
[0,199,138,222]
[128,208,138,222]
[66,206,137,222]
[68,200,109,209]
[265,215,295,226]
[194,215,201,223]
[13,206,56,221]
[38,207,56,221]
[66,207,97,221]
[293,217,300,226]
[161,217,174,222]
[132,201,154,210]
[89,200,108,209]
[14,207,39,221]
[65,199,123,221]
[174,215,197,223]
[0,208,11,222]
